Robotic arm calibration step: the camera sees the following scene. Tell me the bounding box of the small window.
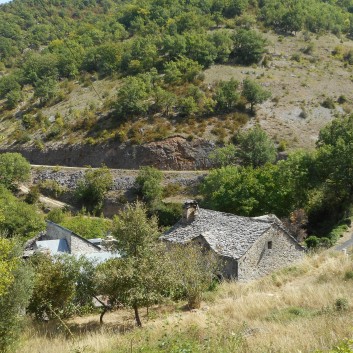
[267,241,273,250]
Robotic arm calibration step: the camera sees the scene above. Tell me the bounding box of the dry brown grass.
[17,251,353,353]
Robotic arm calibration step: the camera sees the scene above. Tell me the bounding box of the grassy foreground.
[17,250,353,353]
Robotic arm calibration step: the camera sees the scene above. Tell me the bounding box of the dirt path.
[31,164,208,174]
[19,184,73,210]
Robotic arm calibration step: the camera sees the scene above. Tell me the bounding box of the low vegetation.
[12,250,353,353]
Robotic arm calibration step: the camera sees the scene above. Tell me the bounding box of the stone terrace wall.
[237,226,304,281]
[31,167,207,191]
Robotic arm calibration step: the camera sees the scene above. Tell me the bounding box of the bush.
[75,166,113,215]
[163,183,183,198]
[153,203,182,227]
[38,180,67,199]
[338,95,348,104]
[344,270,353,280]
[135,166,163,206]
[46,208,66,223]
[305,235,332,248]
[277,140,287,152]
[291,53,301,62]
[0,185,45,240]
[236,125,276,167]
[25,185,40,204]
[304,235,320,248]
[60,214,112,239]
[0,239,33,352]
[322,97,336,109]
[299,109,308,119]
[5,89,22,110]
[335,297,349,311]
[0,153,31,189]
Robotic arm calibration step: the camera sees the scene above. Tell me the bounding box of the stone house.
[161,201,305,281]
[24,221,120,263]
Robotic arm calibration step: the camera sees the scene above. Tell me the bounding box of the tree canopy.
[102,202,170,326]
[0,153,30,189]
[0,237,33,353]
[75,165,113,215]
[236,125,276,167]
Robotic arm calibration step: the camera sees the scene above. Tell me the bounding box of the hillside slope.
[17,250,353,353]
[2,0,353,167]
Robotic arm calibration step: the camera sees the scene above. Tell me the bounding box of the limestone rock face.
[1,136,215,170]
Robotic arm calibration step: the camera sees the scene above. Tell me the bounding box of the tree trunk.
[100,306,108,325]
[94,296,110,325]
[134,304,142,327]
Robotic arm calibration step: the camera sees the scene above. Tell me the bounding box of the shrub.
[135,166,163,206]
[302,42,315,55]
[5,89,22,110]
[168,244,220,309]
[0,153,31,189]
[38,180,67,198]
[46,208,66,223]
[60,214,112,239]
[163,183,183,198]
[335,297,349,311]
[277,140,287,152]
[344,50,353,65]
[344,270,353,280]
[75,166,113,215]
[0,186,45,240]
[338,95,348,104]
[291,53,301,62]
[299,109,308,119]
[305,235,320,248]
[153,203,182,227]
[25,185,40,204]
[322,97,336,109]
[0,239,34,353]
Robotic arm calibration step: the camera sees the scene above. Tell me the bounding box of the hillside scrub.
[0,0,350,146]
[14,250,353,353]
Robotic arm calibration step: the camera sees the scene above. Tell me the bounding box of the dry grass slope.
[18,250,353,353]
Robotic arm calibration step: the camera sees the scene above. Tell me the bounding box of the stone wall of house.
[191,235,238,279]
[45,221,100,254]
[237,225,304,281]
[221,256,238,279]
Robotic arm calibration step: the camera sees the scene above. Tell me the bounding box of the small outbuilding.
[161,201,305,281]
[24,221,120,264]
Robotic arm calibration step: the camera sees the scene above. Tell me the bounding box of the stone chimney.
[183,200,199,224]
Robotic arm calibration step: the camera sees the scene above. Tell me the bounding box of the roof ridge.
[46,221,102,250]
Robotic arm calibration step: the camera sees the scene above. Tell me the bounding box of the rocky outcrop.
[1,136,215,170]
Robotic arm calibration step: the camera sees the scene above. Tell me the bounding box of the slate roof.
[161,208,283,260]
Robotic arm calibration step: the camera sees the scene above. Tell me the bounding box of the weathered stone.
[161,205,305,281]
[1,136,216,170]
